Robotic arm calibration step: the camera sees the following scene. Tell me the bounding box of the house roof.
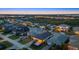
[16,26,30,31]
[47,33,69,46]
[3,23,15,30]
[34,32,51,39]
[3,23,30,32]
[73,27,79,31]
[59,24,70,28]
[29,27,44,35]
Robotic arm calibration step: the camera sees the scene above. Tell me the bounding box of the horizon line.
[0,11,79,14]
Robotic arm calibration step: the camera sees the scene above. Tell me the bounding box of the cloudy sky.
[0,8,79,14]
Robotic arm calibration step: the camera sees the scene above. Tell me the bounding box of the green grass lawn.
[19,39,28,44]
[0,29,4,33]
[0,41,13,48]
[19,39,32,44]
[8,35,19,40]
[18,36,33,44]
[30,43,47,50]
[2,32,9,35]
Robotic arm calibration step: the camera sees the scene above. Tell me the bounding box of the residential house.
[29,27,44,35]
[54,24,70,32]
[12,25,30,36]
[3,23,14,32]
[69,35,79,49]
[46,32,69,49]
[32,32,52,46]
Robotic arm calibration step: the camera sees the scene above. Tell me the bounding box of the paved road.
[0,40,6,42]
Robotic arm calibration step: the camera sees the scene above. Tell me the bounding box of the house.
[16,19,23,23]
[7,19,16,24]
[73,27,79,35]
[32,32,52,46]
[3,23,15,32]
[47,33,69,46]
[54,26,62,32]
[22,21,32,26]
[59,24,70,32]
[69,35,79,49]
[3,22,30,36]
[31,32,69,50]
[54,24,70,32]
[29,27,44,35]
[12,25,30,36]
[46,32,69,49]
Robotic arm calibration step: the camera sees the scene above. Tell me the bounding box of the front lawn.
[0,29,4,33]
[0,41,13,48]
[19,39,28,44]
[2,32,9,35]
[8,35,19,40]
[18,36,33,44]
[19,39,32,44]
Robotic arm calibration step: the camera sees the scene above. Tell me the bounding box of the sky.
[0,8,79,14]
[0,8,79,11]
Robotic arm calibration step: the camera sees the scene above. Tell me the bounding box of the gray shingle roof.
[34,32,51,39]
[47,33,68,46]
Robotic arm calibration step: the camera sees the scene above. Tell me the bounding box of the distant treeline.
[29,19,79,26]
[1,17,79,26]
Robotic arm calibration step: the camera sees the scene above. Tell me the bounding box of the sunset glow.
[0,8,79,14]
